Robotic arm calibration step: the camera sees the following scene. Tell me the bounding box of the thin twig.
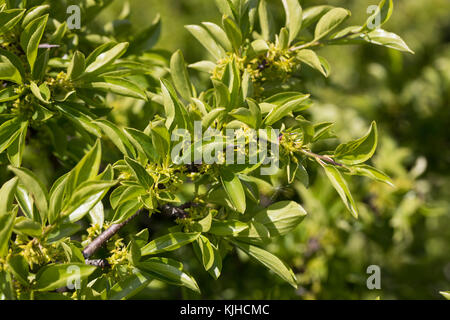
[82,209,145,259]
[300,149,343,167]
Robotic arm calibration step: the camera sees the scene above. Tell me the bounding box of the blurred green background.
[90,0,450,299]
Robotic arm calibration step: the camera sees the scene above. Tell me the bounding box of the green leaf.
[0,118,26,154]
[296,49,328,77]
[66,140,102,197]
[232,240,297,288]
[35,263,96,292]
[137,258,200,293]
[322,164,358,218]
[222,15,242,52]
[0,9,25,35]
[67,51,85,80]
[7,254,29,286]
[360,29,414,54]
[263,93,310,125]
[185,25,226,60]
[191,212,213,232]
[0,178,18,258]
[170,50,193,101]
[22,5,50,28]
[84,42,129,75]
[348,164,394,187]
[81,76,147,100]
[202,22,232,52]
[63,180,116,223]
[89,201,104,228]
[440,291,450,300]
[202,107,226,129]
[335,121,378,165]
[161,79,191,130]
[193,235,222,279]
[301,5,333,30]
[258,0,275,41]
[253,201,307,237]
[282,0,302,44]
[47,223,81,243]
[20,14,48,72]
[124,128,158,162]
[188,60,217,73]
[109,269,152,300]
[13,216,42,237]
[314,8,350,41]
[9,166,48,223]
[220,168,246,214]
[30,81,50,103]
[209,220,249,236]
[213,0,234,17]
[111,199,142,224]
[32,48,49,81]
[141,232,200,256]
[48,173,69,224]
[125,157,154,190]
[94,119,135,158]
[0,51,23,84]
[247,39,269,59]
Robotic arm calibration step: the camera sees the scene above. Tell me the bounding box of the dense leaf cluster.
[0,0,413,299]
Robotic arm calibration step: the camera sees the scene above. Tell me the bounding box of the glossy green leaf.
[185,25,226,60]
[170,50,193,101]
[65,140,102,197]
[282,0,302,44]
[0,118,26,154]
[94,119,135,158]
[202,22,232,52]
[258,0,275,41]
[84,42,129,74]
[20,14,48,72]
[232,240,297,288]
[141,232,200,256]
[7,254,29,286]
[13,216,42,237]
[360,29,414,54]
[9,166,48,223]
[193,235,222,279]
[125,157,154,190]
[137,257,200,293]
[253,201,307,237]
[314,8,350,41]
[296,49,328,77]
[220,168,246,213]
[35,263,96,291]
[335,121,378,165]
[67,51,85,80]
[109,269,152,300]
[263,93,310,125]
[0,178,18,258]
[349,164,394,187]
[222,15,242,52]
[209,220,249,236]
[0,9,25,34]
[322,164,358,218]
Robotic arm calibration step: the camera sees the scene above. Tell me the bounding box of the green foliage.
[1,0,445,301]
